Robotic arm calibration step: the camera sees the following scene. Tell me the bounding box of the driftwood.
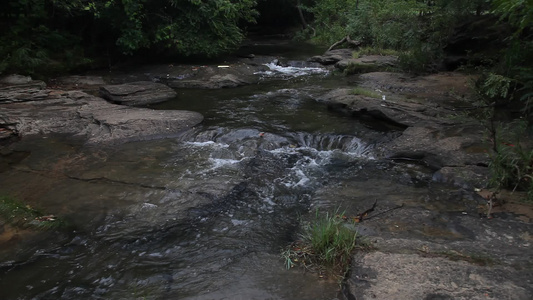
[327,35,362,52]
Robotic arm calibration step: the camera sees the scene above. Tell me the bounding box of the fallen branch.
[327,36,347,52]
[346,35,362,47]
[327,35,362,52]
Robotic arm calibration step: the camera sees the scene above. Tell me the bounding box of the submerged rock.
[99,81,177,106]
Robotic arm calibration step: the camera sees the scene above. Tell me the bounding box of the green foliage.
[0,0,91,75]
[479,73,514,99]
[350,0,425,50]
[304,0,498,73]
[0,0,258,75]
[344,62,381,75]
[353,47,400,58]
[282,208,358,278]
[0,195,66,230]
[492,0,533,36]
[488,120,533,202]
[350,87,381,98]
[304,0,357,44]
[81,0,258,56]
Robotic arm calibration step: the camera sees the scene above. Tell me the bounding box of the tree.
[0,0,259,75]
[0,0,91,75]
[83,0,258,56]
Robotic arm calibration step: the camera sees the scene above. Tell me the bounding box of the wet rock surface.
[168,73,253,89]
[99,81,177,106]
[318,71,490,186]
[309,48,353,65]
[0,79,202,144]
[0,80,48,103]
[312,69,531,299]
[105,58,270,89]
[313,169,532,300]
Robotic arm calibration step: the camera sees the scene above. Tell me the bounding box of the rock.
[99,81,177,106]
[0,81,48,103]
[78,97,203,143]
[53,75,106,91]
[168,73,252,89]
[318,72,490,185]
[386,125,489,170]
[318,88,430,128]
[347,250,531,300]
[335,55,398,72]
[309,49,353,65]
[0,90,203,144]
[357,72,475,107]
[0,74,33,85]
[432,165,490,189]
[0,127,15,141]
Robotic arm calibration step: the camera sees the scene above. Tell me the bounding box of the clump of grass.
[350,87,381,99]
[0,195,65,230]
[353,47,400,58]
[282,208,359,279]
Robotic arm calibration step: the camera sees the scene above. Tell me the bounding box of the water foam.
[255,62,329,78]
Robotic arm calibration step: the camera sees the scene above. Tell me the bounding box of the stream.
[0,52,440,299]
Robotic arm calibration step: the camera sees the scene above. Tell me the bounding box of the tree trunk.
[296,0,308,29]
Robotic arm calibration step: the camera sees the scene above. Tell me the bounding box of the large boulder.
[0,75,48,104]
[0,74,33,85]
[335,55,398,73]
[317,88,432,128]
[0,90,203,144]
[99,81,177,106]
[317,72,490,186]
[52,75,106,91]
[78,97,203,143]
[309,49,353,65]
[385,125,489,170]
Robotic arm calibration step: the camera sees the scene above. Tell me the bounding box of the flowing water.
[0,58,422,299]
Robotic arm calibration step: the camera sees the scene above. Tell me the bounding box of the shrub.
[344,62,381,75]
[488,121,533,202]
[353,47,400,58]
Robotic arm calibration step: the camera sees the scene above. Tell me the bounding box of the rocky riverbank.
[0,50,531,300]
[307,51,532,300]
[0,75,203,145]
